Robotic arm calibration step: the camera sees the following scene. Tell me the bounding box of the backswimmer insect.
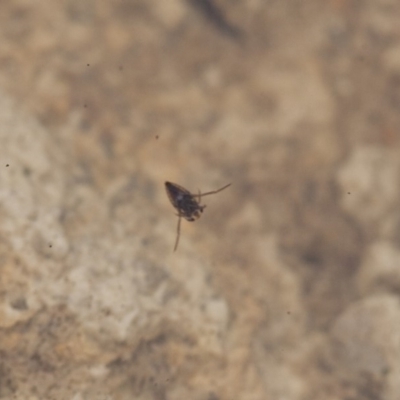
[165,181,231,251]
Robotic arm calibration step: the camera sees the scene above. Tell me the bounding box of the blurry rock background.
[0,0,399,399]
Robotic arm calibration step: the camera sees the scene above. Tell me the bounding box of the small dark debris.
[208,392,219,400]
[23,167,32,177]
[10,297,28,311]
[187,0,243,40]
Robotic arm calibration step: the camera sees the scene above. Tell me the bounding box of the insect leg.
[174,215,182,252]
[198,183,232,199]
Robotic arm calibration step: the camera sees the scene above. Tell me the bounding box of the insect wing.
[165,181,192,209]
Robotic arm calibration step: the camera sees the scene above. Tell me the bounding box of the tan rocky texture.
[0,0,400,399]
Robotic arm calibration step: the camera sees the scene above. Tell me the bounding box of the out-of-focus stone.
[337,146,400,228]
[330,295,400,382]
[357,241,400,295]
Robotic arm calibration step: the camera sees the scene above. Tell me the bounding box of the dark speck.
[208,392,219,400]
[11,297,28,311]
[188,0,243,40]
[23,167,32,176]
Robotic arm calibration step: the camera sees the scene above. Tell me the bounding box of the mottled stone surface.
[0,0,400,399]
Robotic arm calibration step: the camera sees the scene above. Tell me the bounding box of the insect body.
[165,181,231,251]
